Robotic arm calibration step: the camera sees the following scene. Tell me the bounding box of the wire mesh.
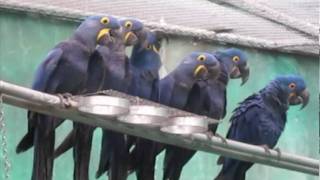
[0,94,11,180]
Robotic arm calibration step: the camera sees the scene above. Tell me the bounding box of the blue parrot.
[52,18,145,180]
[144,52,219,179]
[94,19,147,180]
[215,75,309,180]
[162,48,250,180]
[125,30,164,180]
[15,16,120,180]
[159,52,221,109]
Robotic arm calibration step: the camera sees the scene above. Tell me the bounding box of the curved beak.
[240,65,250,86]
[289,89,310,110]
[97,28,111,42]
[193,65,208,79]
[152,45,160,54]
[124,31,138,46]
[230,65,250,86]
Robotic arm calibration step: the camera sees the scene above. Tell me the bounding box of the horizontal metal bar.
[0,80,318,175]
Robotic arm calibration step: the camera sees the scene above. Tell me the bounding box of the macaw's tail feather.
[135,139,157,180]
[54,129,76,158]
[214,174,243,180]
[16,130,34,153]
[214,160,252,180]
[108,132,129,180]
[162,146,196,180]
[217,156,224,165]
[73,124,94,180]
[31,116,55,180]
[96,130,112,178]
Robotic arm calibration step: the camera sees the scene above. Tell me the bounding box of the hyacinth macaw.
[16,16,120,180]
[127,30,164,180]
[215,74,309,180]
[162,48,250,180]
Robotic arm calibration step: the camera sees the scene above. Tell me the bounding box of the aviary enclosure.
[0,0,318,180]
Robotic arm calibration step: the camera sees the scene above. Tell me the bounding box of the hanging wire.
[0,94,11,180]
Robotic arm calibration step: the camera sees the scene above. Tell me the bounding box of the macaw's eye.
[232,56,240,62]
[197,55,206,61]
[125,21,133,29]
[100,17,110,24]
[146,44,152,49]
[288,83,296,89]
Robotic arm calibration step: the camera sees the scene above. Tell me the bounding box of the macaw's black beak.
[124,31,138,46]
[230,65,250,86]
[152,29,170,44]
[289,89,310,110]
[193,65,208,80]
[239,65,250,86]
[97,28,121,46]
[96,28,112,45]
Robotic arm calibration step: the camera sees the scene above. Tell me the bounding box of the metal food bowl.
[118,105,169,127]
[161,116,208,135]
[77,95,130,117]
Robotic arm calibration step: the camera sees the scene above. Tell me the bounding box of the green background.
[0,12,318,180]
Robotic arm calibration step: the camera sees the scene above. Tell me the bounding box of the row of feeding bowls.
[76,95,209,135]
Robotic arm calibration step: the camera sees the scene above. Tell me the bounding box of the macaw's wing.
[216,102,280,180]
[150,78,160,102]
[162,81,205,180]
[159,75,175,106]
[85,50,106,93]
[16,48,63,153]
[32,48,63,91]
[163,145,196,180]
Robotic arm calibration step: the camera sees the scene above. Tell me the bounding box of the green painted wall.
[0,12,318,180]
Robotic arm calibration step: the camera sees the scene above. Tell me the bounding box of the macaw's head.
[180,52,220,80]
[275,75,310,109]
[119,18,146,46]
[215,48,250,85]
[130,30,163,69]
[75,15,121,49]
[135,30,165,53]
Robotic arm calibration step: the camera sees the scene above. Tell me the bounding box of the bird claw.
[57,93,73,108]
[261,145,271,154]
[205,131,214,139]
[215,133,227,144]
[274,147,281,159]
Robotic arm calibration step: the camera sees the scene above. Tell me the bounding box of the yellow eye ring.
[146,44,152,49]
[232,56,240,62]
[197,55,206,61]
[100,17,110,24]
[124,21,133,29]
[288,83,296,89]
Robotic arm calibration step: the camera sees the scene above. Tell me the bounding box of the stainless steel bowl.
[77,95,130,117]
[118,105,169,127]
[161,116,208,134]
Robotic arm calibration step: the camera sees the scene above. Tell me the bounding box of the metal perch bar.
[0,80,318,175]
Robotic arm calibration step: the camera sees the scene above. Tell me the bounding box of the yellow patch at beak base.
[193,65,208,77]
[97,28,111,41]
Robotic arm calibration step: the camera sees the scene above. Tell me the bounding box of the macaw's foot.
[260,144,271,154]
[274,147,282,159]
[205,131,214,139]
[214,133,227,144]
[57,93,73,108]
